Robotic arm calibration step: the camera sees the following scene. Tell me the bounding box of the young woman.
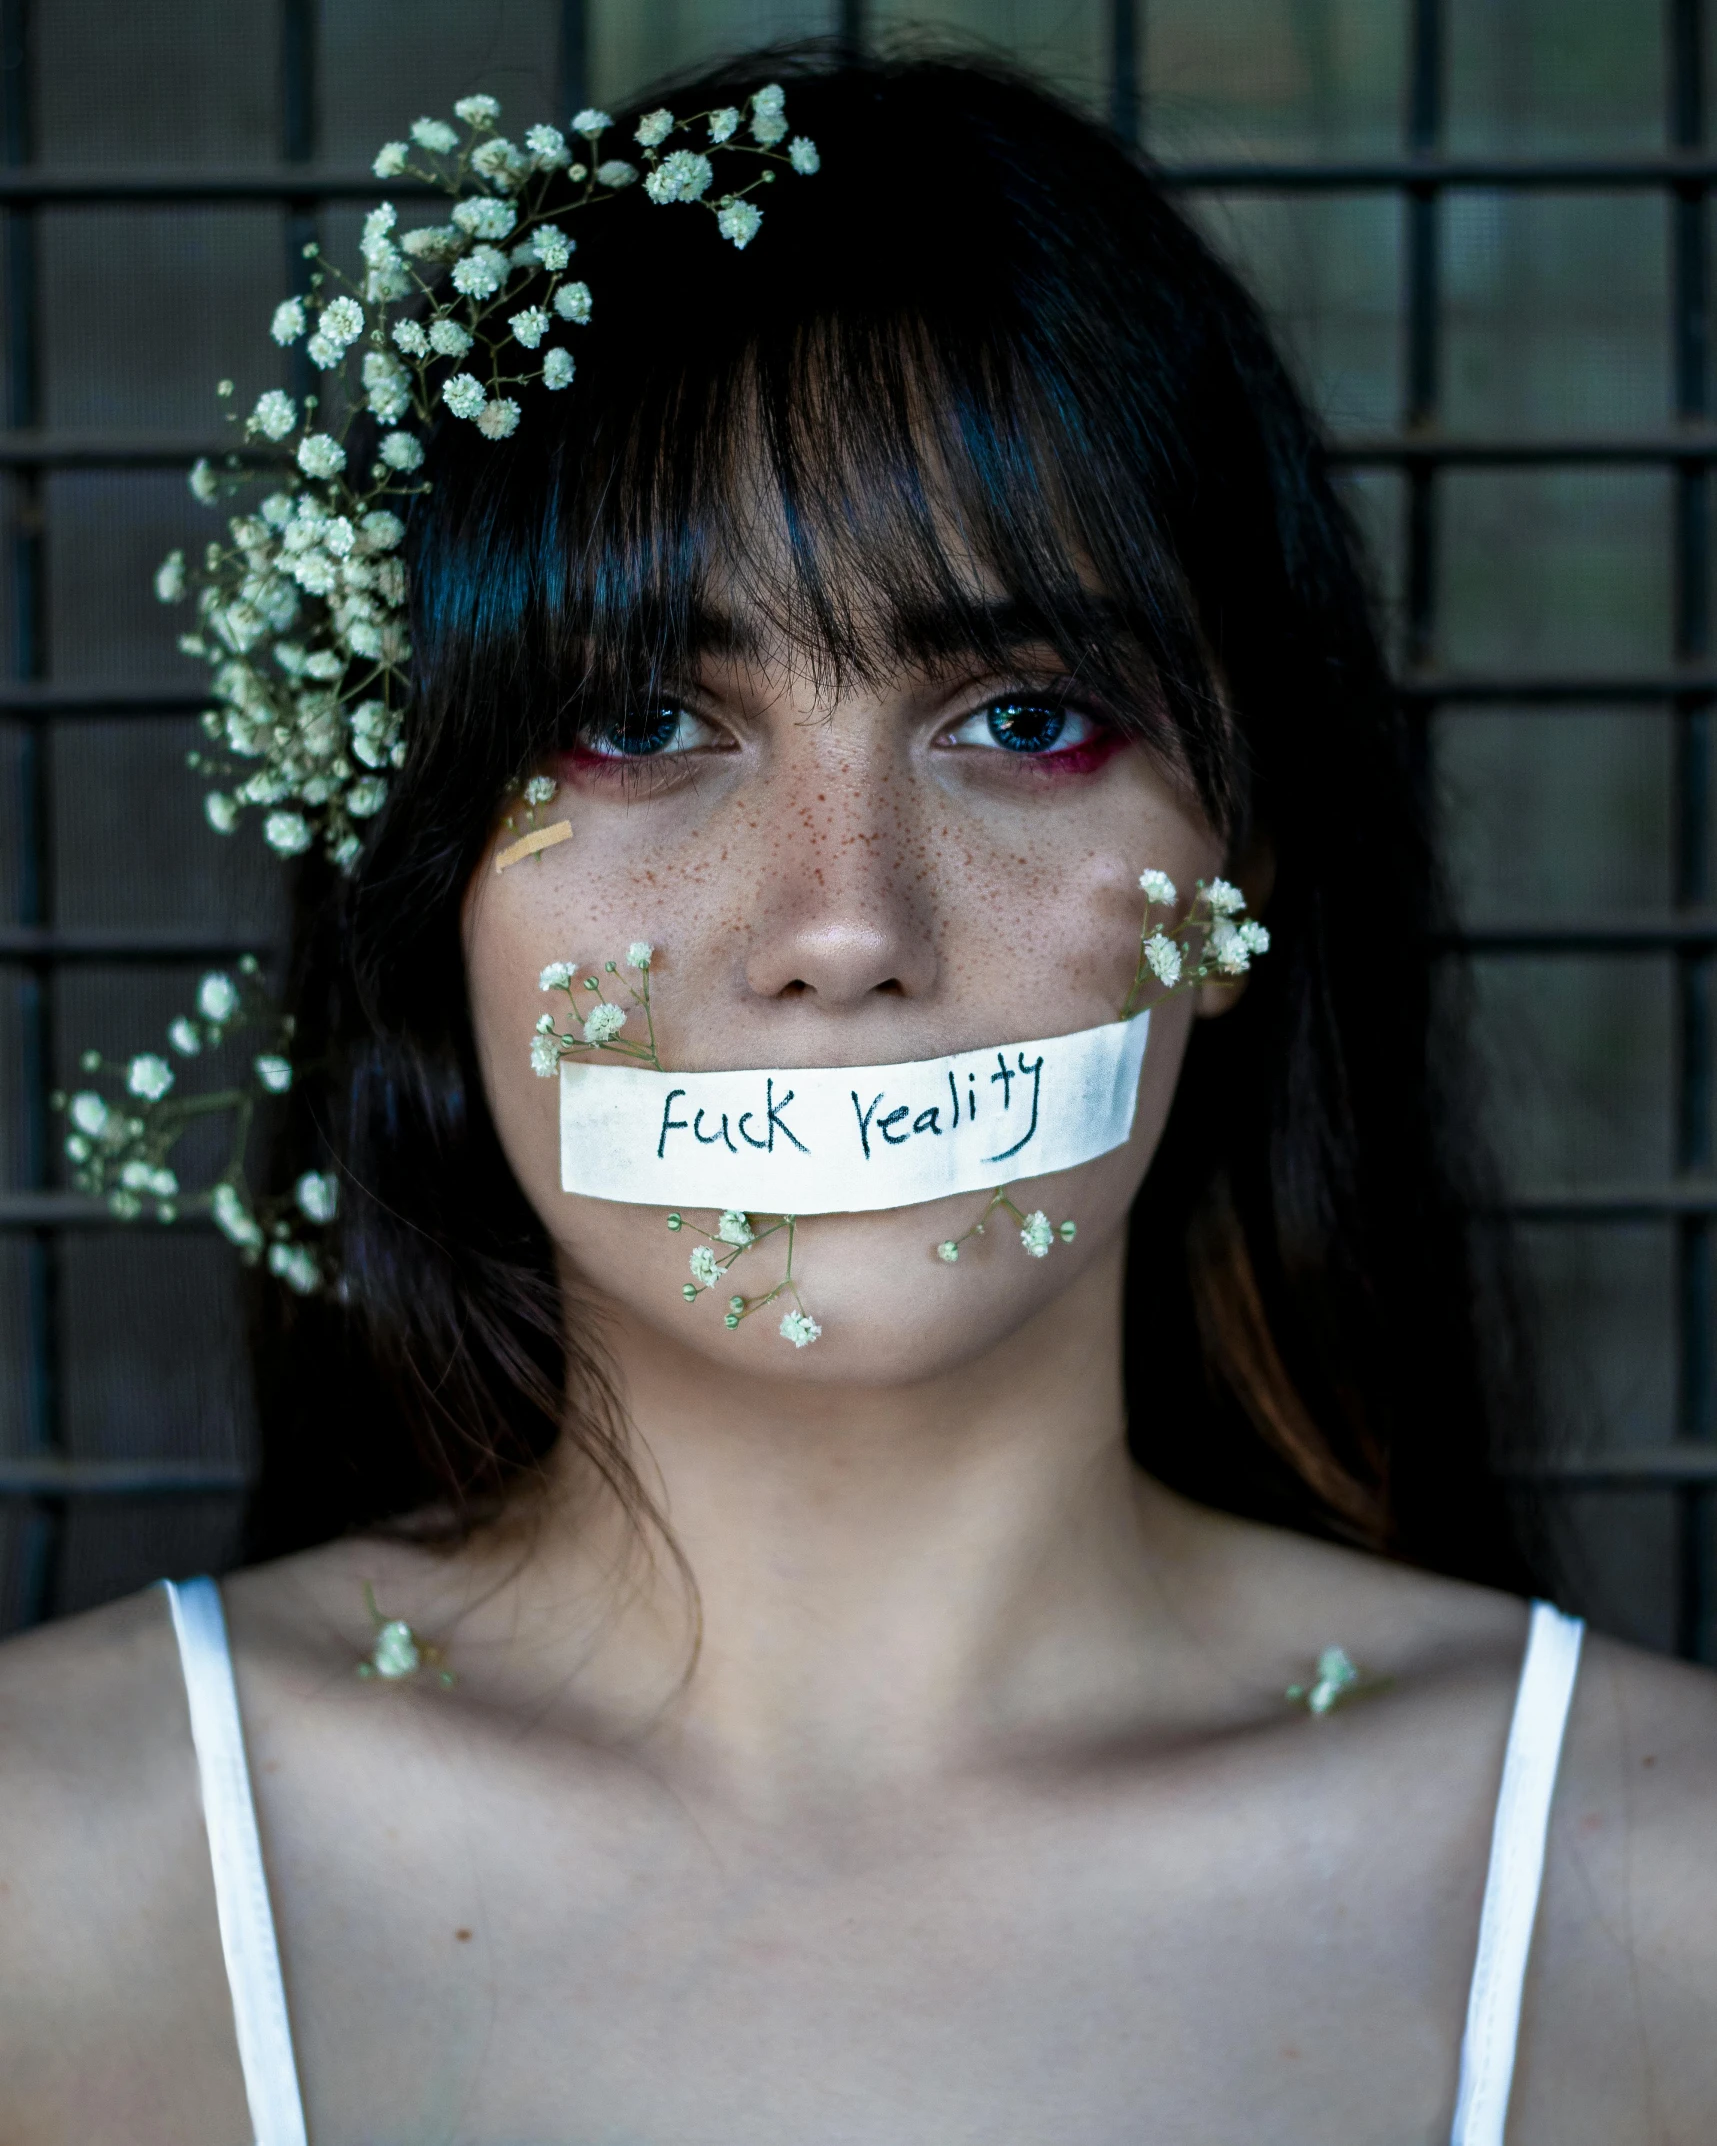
[2,52,1713,2146]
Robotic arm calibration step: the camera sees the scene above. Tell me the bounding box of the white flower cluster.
[532,938,659,1076]
[157,85,817,872]
[53,958,335,1292]
[669,1205,819,1348]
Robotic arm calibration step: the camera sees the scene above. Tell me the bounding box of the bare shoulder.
[1517,1629,1717,2143]
[0,1587,249,2144]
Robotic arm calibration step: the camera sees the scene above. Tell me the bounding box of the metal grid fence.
[3,0,1713,1654]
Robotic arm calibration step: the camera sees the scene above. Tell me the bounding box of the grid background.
[3,0,1712,1658]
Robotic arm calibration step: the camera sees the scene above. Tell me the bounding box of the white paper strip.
[559,1013,1151,1215]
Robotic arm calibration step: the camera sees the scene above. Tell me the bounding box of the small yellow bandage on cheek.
[494,820,572,872]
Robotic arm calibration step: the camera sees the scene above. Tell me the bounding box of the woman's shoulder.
[0,1586,253,2144]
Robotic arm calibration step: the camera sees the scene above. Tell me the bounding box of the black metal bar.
[1503,1444,1717,1485]
[557,0,588,118]
[0,1458,247,1496]
[0,432,286,469]
[0,927,275,958]
[1111,0,1140,150]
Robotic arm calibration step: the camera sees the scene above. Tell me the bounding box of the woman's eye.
[582,707,716,759]
[942,699,1100,755]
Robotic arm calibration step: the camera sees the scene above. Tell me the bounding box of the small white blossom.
[750,84,787,146]
[553,279,592,323]
[451,246,508,298]
[380,429,424,472]
[295,1169,339,1223]
[428,318,474,358]
[212,1181,264,1250]
[779,1309,821,1348]
[69,1092,108,1137]
[1144,932,1183,986]
[644,149,713,204]
[370,1619,420,1678]
[362,352,410,423]
[508,304,550,349]
[452,195,516,240]
[542,348,574,390]
[523,775,556,804]
[154,550,186,602]
[305,331,339,370]
[204,791,238,833]
[539,961,574,990]
[168,1016,202,1056]
[442,373,486,420]
[126,1053,174,1102]
[532,223,573,271]
[270,297,306,345]
[391,318,429,358]
[454,93,501,127]
[1205,877,1245,916]
[716,1211,754,1248]
[595,159,637,187]
[1303,1645,1361,1716]
[1238,918,1271,955]
[248,389,297,440]
[709,106,740,142]
[689,1245,721,1288]
[788,135,820,174]
[317,296,364,349]
[530,1032,561,1078]
[571,108,612,136]
[268,1240,321,1294]
[358,510,404,553]
[525,122,569,167]
[717,200,763,248]
[477,397,521,440]
[373,140,409,177]
[471,137,526,187]
[535,1012,556,1033]
[937,1240,960,1263]
[189,458,219,503]
[582,1002,626,1044]
[411,116,459,154]
[401,223,464,261]
[254,1053,293,1093]
[265,809,313,855]
[1139,869,1177,905]
[635,108,676,148]
[295,433,345,478]
[1020,1210,1054,1257]
[627,940,653,970]
[347,776,387,817]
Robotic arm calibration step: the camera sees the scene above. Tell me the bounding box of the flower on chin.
[582,1002,626,1045]
[779,1309,821,1348]
[716,1210,754,1248]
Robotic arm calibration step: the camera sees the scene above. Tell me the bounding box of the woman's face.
[463,610,1226,1385]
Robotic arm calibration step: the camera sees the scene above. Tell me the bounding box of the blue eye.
[944,700,1098,754]
[583,708,713,758]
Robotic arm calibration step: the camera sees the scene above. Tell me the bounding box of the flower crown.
[154,85,819,873]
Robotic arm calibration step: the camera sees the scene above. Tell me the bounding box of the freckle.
[455,1928,473,1942]
[1642,1753,1657,1767]
[1281,2044,1301,2061]
[1580,1812,1603,1833]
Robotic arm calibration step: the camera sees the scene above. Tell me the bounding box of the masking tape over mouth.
[559,1013,1151,1215]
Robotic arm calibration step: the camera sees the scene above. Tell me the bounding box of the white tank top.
[162,1577,1584,2146]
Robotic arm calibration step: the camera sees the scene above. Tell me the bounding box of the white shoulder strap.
[1449,1598,1584,2146]
[162,1577,310,2146]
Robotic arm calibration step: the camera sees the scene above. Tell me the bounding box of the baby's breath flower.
[453,93,501,127]
[530,1033,561,1078]
[1139,869,1177,905]
[247,389,297,440]
[525,122,569,167]
[304,331,339,370]
[689,1245,721,1288]
[204,791,238,833]
[788,135,820,174]
[779,1309,821,1348]
[1019,1210,1054,1258]
[539,961,574,990]
[69,1092,108,1137]
[477,397,521,440]
[362,351,410,422]
[168,1016,202,1056]
[717,1210,755,1248]
[373,140,409,177]
[451,245,508,298]
[627,940,653,970]
[371,1620,420,1678]
[542,348,574,390]
[189,458,219,503]
[717,200,763,248]
[1144,932,1182,987]
[441,373,485,420]
[359,509,404,552]
[428,318,474,358]
[264,809,312,855]
[268,1241,321,1294]
[295,433,345,478]
[391,318,429,358]
[401,223,464,262]
[532,223,574,271]
[452,195,516,240]
[470,137,526,187]
[937,1240,959,1263]
[270,297,306,345]
[317,295,365,349]
[508,304,550,349]
[709,106,740,143]
[1238,918,1271,955]
[410,116,459,154]
[379,430,424,473]
[254,1053,293,1094]
[154,550,187,603]
[571,108,612,135]
[1205,877,1245,915]
[644,149,713,204]
[635,108,676,147]
[295,1169,338,1223]
[523,774,556,804]
[193,977,234,1030]
[595,159,637,187]
[582,1002,626,1045]
[750,84,788,147]
[212,1181,263,1250]
[347,776,387,817]
[126,1053,174,1102]
[553,279,592,323]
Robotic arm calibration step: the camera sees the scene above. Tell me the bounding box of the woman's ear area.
[1193,832,1276,1022]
